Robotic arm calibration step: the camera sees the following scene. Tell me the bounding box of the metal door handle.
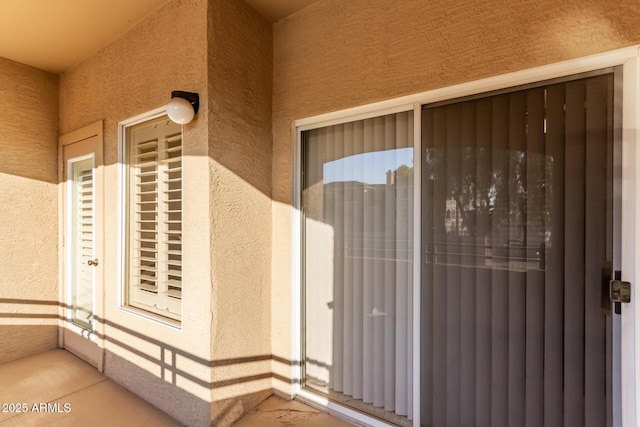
[610,279,631,304]
[87,259,99,266]
[603,267,631,315]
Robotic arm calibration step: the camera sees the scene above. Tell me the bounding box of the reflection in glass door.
[421,72,617,427]
[70,157,95,331]
[302,111,415,426]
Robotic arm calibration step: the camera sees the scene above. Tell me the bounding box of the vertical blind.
[421,73,615,427]
[127,117,183,321]
[303,111,414,424]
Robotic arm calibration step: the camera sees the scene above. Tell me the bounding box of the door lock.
[87,259,99,267]
[610,279,631,304]
[602,267,631,315]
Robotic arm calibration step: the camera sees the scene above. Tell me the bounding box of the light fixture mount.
[166,90,199,124]
[171,90,199,114]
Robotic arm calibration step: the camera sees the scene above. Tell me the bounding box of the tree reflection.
[424,111,553,271]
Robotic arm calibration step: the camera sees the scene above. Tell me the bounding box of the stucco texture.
[208,0,273,394]
[0,58,59,364]
[270,0,640,394]
[59,0,274,425]
[206,1,274,422]
[59,0,213,425]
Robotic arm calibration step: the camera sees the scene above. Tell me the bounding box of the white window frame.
[292,45,640,427]
[118,107,183,328]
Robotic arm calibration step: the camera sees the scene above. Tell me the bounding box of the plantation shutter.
[72,158,95,329]
[127,117,182,320]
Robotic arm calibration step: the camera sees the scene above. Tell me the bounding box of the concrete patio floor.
[0,349,354,426]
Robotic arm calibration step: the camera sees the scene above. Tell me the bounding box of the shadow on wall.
[105,350,270,426]
[0,298,299,426]
[0,298,59,364]
[0,325,58,365]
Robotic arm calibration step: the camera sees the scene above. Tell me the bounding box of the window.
[123,115,182,322]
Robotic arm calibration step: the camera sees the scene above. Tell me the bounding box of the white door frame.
[620,51,640,427]
[291,46,640,426]
[58,120,105,372]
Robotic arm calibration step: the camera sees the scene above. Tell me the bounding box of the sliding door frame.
[293,103,416,427]
[291,45,640,427]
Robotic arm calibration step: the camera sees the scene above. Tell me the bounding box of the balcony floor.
[0,349,353,426]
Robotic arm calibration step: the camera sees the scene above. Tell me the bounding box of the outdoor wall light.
[166,91,199,124]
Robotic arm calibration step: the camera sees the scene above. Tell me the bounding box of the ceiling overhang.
[0,0,319,74]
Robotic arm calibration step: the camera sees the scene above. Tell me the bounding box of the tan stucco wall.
[207,0,273,423]
[59,0,274,425]
[271,0,640,394]
[59,0,213,425]
[0,58,59,364]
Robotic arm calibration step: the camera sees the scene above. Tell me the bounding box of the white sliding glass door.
[296,50,640,427]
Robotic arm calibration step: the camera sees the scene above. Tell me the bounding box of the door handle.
[610,279,631,303]
[603,265,631,315]
[87,259,99,267]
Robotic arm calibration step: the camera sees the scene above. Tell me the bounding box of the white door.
[60,122,104,371]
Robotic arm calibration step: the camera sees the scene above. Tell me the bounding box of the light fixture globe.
[166,96,195,125]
